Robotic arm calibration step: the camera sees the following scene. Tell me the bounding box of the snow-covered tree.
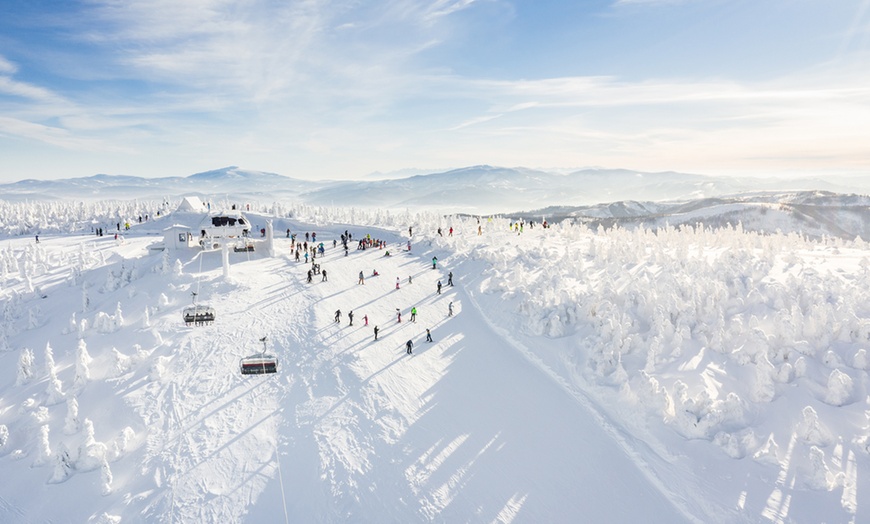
[33,424,52,466]
[0,424,9,452]
[73,339,93,389]
[49,442,74,484]
[16,347,35,386]
[64,396,80,435]
[100,458,113,495]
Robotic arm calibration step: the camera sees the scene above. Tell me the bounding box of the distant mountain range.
[1,164,868,216]
[0,165,869,239]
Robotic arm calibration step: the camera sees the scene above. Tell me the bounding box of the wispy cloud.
[0,55,17,75]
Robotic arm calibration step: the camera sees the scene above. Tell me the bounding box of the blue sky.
[0,0,869,182]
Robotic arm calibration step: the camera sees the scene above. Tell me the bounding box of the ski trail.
[134,255,308,523]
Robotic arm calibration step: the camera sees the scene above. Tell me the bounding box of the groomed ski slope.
[0,220,689,523]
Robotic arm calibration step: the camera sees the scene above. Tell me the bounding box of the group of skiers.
[292,225,460,356]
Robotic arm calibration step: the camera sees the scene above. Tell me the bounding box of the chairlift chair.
[240,336,278,375]
[182,292,216,326]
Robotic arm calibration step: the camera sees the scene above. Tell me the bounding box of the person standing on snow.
[396,277,400,290]
[307,269,313,283]
[406,339,413,355]
[426,329,433,343]
[374,325,379,340]
[321,269,328,282]
[448,272,453,286]
[396,309,402,323]
[348,310,354,326]
[359,271,365,285]
[432,256,437,269]
[410,307,417,322]
[437,280,442,295]
[334,309,341,323]
[448,227,453,236]
[448,301,454,317]
[364,314,368,326]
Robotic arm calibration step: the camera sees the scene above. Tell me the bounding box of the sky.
[0,0,869,183]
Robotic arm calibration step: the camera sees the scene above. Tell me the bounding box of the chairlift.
[182,292,216,326]
[240,336,278,375]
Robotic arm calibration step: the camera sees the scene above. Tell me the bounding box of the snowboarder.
[426,329,433,343]
[448,301,454,317]
[410,307,417,322]
[432,256,438,269]
[359,271,365,285]
[374,326,379,340]
[437,280,442,295]
[448,272,453,286]
[348,310,354,326]
[406,339,413,354]
[321,269,328,282]
[334,309,341,323]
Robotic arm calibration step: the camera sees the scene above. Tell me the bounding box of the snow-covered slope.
[2,203,870,523]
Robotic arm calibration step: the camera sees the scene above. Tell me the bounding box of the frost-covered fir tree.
[44,342,65,405]
[78,418,107,471]
[16,347,35,386]
[64,396,80,435]
[73,339,92,389]
[34,424,52,466]
[0,424,8,452]
[49,442,74,484]
[113,302,124,330]
[100,458,113,495]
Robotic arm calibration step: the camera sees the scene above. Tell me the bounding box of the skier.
[334,309,341,323]
[359,271,365,285]
[432,256,437,269]
[437,280,442,295]
[374,326,379,340]
[321,269,328,282]
[448,272,453,286]
[410,307,417,322]
[448,301,454,317]
[348,310,354,326]
[406,339,413,355]
[426,329,433,343]
[396,309,402,323]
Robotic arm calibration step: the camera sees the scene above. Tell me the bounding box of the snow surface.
[2,202,870,523]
